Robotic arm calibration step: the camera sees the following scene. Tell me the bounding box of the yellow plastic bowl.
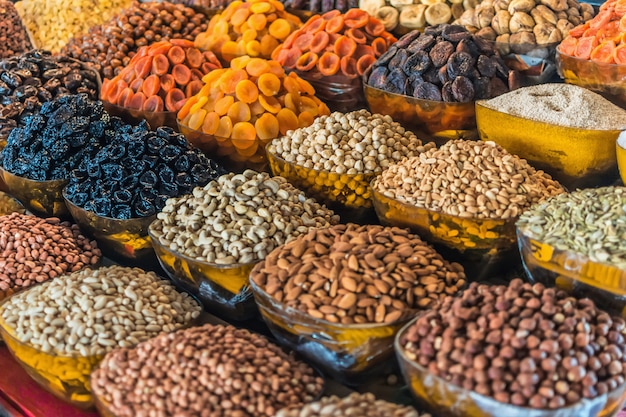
[0,167,68,218]
[475,101,620,189]
[395,316,626,417]
[102,100,178,130]
[63,192,156,262]
[371,186,517,260]
[616,137,626,185]
[148,226,258,320]
[363,83,477,141]
[556,48,626,109]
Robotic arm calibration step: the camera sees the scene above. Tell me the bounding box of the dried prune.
[385,68,409,95]
[446,52,475,79]
[367,66,388,89]
[394,31,423,49]
[424,25,445,37]
[429,42,455,67]
[473,77,491,99]
[375,46,398,67]
[389,49,409,72]
[489,77,508,97]
[407,35,436,53]
[414,82,442,101]
[442,81,454,102]
[456,39,479,57]
[477,55,497,78]
[442,25,472,43]
[438,65,450,85]
[451,76,474,103]
[422,67,440,85]
[403,51,431,75]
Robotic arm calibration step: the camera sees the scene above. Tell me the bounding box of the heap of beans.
[0,213,101,296]
[400,279,626,409]
[65,126,224,219]
[366,25,519,102]
[91,324,325,417]
[0,0,32,59]
[372,140,564,219]
[251,224,466,323]
[15,0,133,53]
[194,0,303,63]
[100,40,222,113]
[150,170,339,264]
[1,94,124,181]
[273,9,396,78]
[61,1,210,80]
[0,265,201,355]
[268,109,434,174]
[0,50,100,138]
[276,393,431,417]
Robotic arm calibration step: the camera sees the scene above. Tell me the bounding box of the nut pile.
[15,0,133,53]
[0,0,32,59]
[251,224,466,323]
[517,187,626,269]
[454,0,594,46]
[150,170,339,264]
[0,265,201,356]
[61,1,210,80]
[65,126,224,219]
[0,213,101,295]
[268,109,435,174]
[0,50,100,138]
[400,279,626,409]
[366,25,519,102]
[91,324,325,417]
[372,140,564,219]
[276,393,430,417]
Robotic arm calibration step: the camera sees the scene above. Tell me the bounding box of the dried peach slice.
[259,94,281,113]
[318,51,341,76]
[215,116,234,138]
[371,37,388,58]
[591,40,617,63]
[236,79,260,103]
[575,36,599,59]
[310,31,330,54]
[228,101,252,123]
[615,43,626,63]
[334,36,357,57]
[303,15,326,34]
[142,95,165,113]
[340,56,358,78]
[255,113,280,140]
[558,36,578,56]
[365,17,385,37]
[356,54,376,75]
[202,111,221,135]
[277,108,299,135]
[231,121,257,141]
[269,18,292,40]
[326,15,344,33]
[215,95,236,115]
[130,78,144,93]
[258,73,281,96]
[296,52,318,71]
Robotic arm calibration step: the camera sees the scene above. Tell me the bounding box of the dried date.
[407,35,436,53]
[403,51,431,75]
[451,76,474,102]
[447,52,475,79]
[389,49,409,72]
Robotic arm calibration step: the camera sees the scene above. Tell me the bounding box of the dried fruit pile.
[366,25,519,102]
[454,0,594,47]
[0,0,32,59]
[177,56,329,150]
[559,0,626,63]
[273,9,396,78]
[101,40,221,113]
[282,0,357,14]
[194,0,302,63]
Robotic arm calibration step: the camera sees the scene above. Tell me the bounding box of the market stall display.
[90,324,325,416]
[272,9,396,111]
[0,265,201,407]
[266,109,435,212]
[0,213,101,301]
[149,169,339,318]
[61,1,211,80]
[194,0,303,64]
[0,0,33,59]
[250,223,466,380]
[396,278,626,415]
[476,83,626,188]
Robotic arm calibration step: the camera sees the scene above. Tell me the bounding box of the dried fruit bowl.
[556,48,626,109]
[617,138,626,185]
[371,186,517,261]
[63,192,156,263]
[103,100,178,130]
[266,143,377,215]
[0,167,69,218]
[249,277,415,383]
[475,101,621,190]
[395,316,626,417]
[0,306,104,408]
[518,228,626,319]
[295,70,365,113]
[363,83,477,141]
[148,227,258,320]
[178,121,269,173]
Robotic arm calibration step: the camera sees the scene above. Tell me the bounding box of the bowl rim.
[362,79,477,108]
[555,45,626,69]
[248,266,419,331]
[394,314,626,414]
[62,188,157,224]
[0,190,26,212]
[0,165,69,185]
[147,223,260,271]
[101,98,178,117]
[369,178,519,224]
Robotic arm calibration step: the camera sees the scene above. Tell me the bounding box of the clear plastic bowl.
[295,70,365,113]
[0,167,68,218]
[103,100,178,130]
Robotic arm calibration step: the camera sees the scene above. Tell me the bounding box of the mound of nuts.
[372,140,564,219]
[0,265,201,356]
[268,110,434,174]
[276,392,431,417]
[400,279,626,409]
[0,213,100,297]
[150,170,339,264]
[0,0,32,59]
[91,324,325,417]
[251,224,466,324]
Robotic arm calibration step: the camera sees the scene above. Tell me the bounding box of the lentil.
[480,84,626,130]
[251,224,466,324]
[0,0,32,59]
[0,213,101,294]
[91,324,324,417]
[400,279,626,408]
[372,140,564,219]
[150,170,339,264]
[0,265,201,356]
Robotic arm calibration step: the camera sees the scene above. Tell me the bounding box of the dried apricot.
[294,32,314,51]
[215,95,236,115]
[269,18,292,40]
[127,92,146,111]
[318,52,341,76]
[248,13,267,31]
[148,41,172,57]
[297,111,315,128]
[591,39,617,63]
[296,77,315,96]
[258,72,281,95]
[283,74,302,94]
[276,108,299,135]
[215,116,234,137]
[296,52,319,71]
[346,28,366,44]
[130,78,144,93]
[303,15,326,34]
[142,74,160,97]
[190,96,209,114]
[166,88,187,112]
[231,56,253,70]
[188,109,207,131]
[142,95,165,113]
[246,40,262,56]
[326,15,345,33]
[255,113,280,140]
[116,87,134,108]
[231,121,257,140]
[322,10,341,20]
[340,56,358,78]
[167,46,186,66]
[334,35,357,57]
[202,111,221,135]
[246,58,271,77]
[343,9,369,28]
[172,64,192,86]
[250,1,271,13]
[221,69,249,94]
[261,34,281,57]
[284,92,300,113]
[228,101,252,122]
[365,17,385,37]
[134,56,153,79]
[258,94,282,113]
[310,31,330,54]
[235,79,260,103]
[356,54,376,75]
[177,96,198,121]
[276,47,302,68]
[297,96,319,116]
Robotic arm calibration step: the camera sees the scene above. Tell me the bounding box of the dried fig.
[509,12,535,33]
[463,0,479,9]
[493,0,510,11]
[568,15,582,26]
[425,3,453,26]
[508,0,536,14]
[495,34,511,54]
[540,0,568,12]
[566,0,577,7]
[476,26,497,40]
[477,5,496,28]
[556,18,574,37]
[579,3,594,15]
[493,10,512,34]
[452,3,465,19]
[530,5,558,25]
[567,7,580,17]
[509,31,536,46]
[533,23,557,44]
[556,11,568,20]
[456,9,479,27]
[582,11,593,22]
[400,4,428,29]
